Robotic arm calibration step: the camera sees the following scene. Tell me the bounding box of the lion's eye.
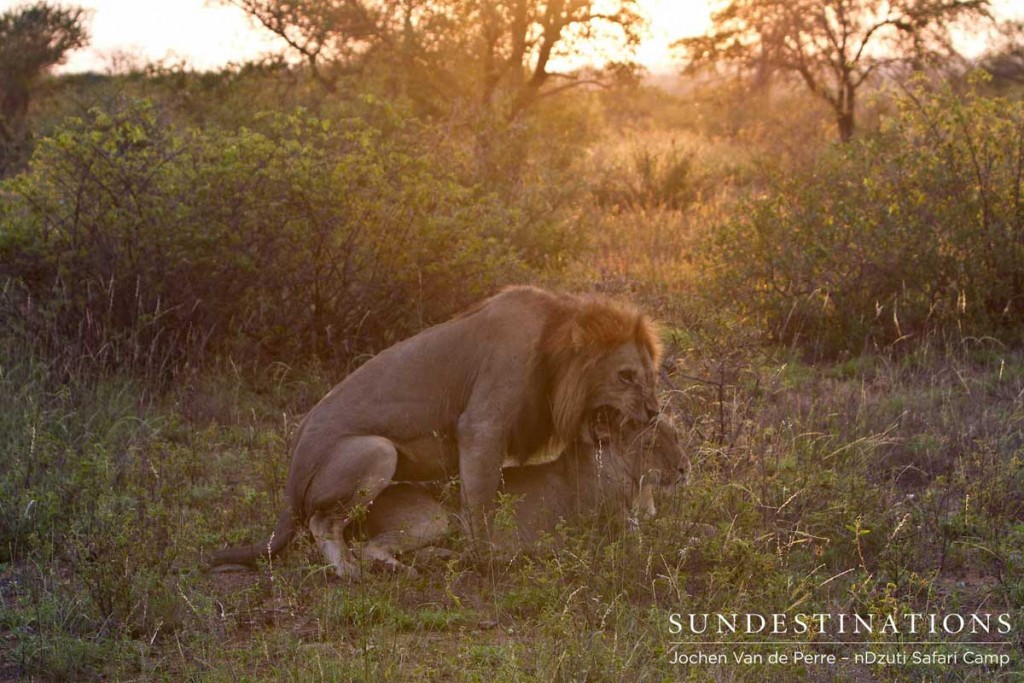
[619,368,638,384]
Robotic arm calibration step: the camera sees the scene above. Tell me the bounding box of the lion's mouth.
[588,405,653,442]
[588,405,624,446]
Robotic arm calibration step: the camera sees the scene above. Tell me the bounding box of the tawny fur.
[355,414,688,569]
[209,286,661,577]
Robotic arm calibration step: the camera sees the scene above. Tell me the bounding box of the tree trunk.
[837,110,855,143]
[837,82,856,142]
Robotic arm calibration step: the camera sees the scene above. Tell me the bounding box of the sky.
[0,0,713,74]
[2,0,1014,75]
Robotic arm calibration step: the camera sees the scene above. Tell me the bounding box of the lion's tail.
[208,506,296,569]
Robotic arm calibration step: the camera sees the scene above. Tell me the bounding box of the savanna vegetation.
[1,0,1023,680]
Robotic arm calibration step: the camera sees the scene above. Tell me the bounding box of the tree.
[227,0,643,181]
[227,0,390,90]
[676,0,991,142]
[227,0,643,121]
[0,2,89,174]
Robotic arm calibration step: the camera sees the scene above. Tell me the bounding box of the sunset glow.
[4,0,1013,76]
[0,0,713,74]
[634,0,712,68]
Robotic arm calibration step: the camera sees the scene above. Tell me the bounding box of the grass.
[3,47,1022,682]
[2,333,1022,681]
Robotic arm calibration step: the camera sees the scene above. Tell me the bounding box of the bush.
[0,99,564,376]
[702,77,1024,356]
[591,140,701,212]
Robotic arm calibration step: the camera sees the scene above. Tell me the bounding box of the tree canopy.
[228,0,645,121]
[676,0,991,141]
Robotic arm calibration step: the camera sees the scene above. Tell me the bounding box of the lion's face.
[588,409,687,515]
[634,418,689,489]
[631,417,688,518]
[586,342,660,426]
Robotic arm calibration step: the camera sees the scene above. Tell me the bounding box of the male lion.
[210,286,661,578]
[353,411,689,572]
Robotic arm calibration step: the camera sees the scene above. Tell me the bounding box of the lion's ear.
[635,315,662,365]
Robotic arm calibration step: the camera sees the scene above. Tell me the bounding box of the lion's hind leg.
[360,483,451,574]
[309,512,360,579]
[306,435,398,580]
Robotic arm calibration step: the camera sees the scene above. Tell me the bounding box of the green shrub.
[0,99,564,375]
[702,77,1024,356]
[592,141,700,212]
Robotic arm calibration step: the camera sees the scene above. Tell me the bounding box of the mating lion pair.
[211,286,687,577]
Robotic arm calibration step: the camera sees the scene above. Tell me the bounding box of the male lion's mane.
[509,288,662,459]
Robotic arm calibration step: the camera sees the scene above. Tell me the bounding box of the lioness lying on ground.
[351,410,688,572]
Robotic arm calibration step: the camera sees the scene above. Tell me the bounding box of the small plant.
[592,141,701,212]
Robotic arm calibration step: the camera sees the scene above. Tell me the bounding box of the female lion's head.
[586,408,688,516]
